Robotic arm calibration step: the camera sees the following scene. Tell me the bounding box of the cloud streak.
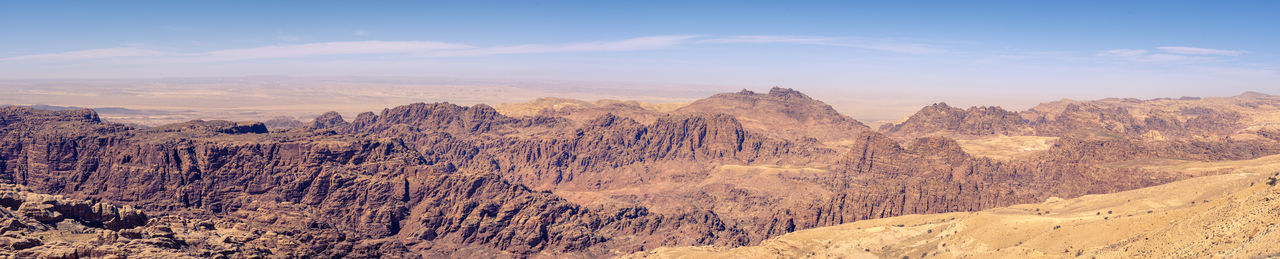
[0,35,950,64]
[206,41,471,60]
[1,47,168,62]
[1157,46,1245,56]
[430,35,700,57]
[1099,46,1247,63]
[701,35,946,54]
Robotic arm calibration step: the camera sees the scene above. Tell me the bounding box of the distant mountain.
[881,91,1279,140]
[494,97,683,124]
[1024,92,1273,139]
[881,102,1031,137]
[673,87,871,144]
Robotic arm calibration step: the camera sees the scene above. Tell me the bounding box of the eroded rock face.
[403,173,748,256]
[0,106,750,257]
[1,89,1276,257]
[319,102,1203,245]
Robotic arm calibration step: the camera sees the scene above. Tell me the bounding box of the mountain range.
[1,88,1278,257]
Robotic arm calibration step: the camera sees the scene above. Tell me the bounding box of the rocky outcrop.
[0,106,100,127]
[308,111,350,130]
[339,102,566,137]
[404,173,748,257]
[0,184,200,258]
[263,116,305,130]
[0,184,146,229]
[143,119,269,135]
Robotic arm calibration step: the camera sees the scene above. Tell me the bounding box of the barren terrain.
[2,88,1278,257]
[631,154,1280,258]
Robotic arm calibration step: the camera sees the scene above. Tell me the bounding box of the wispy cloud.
[1190,66,1276,77]
[1099,46,1246,63]
[430,35,699,57]
[704,35,831,44]
[0,47,168,62]
[1157,46,1245,56]
[702,35,946,54]
[206,41,471,60]
[1099,49,1149,58]
[0,35,948,63]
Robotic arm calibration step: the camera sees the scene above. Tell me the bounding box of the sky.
[1,0,1278,111]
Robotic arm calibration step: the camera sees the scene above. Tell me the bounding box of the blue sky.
[1,0,1277,103]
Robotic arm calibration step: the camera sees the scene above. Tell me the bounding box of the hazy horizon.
[0,75,1273,126]
[3,1,1277,114]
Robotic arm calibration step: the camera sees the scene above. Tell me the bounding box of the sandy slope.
[954,135,1058,160]
[628,155,1280,258]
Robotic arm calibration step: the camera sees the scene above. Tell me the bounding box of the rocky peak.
[345,102,509,135]
[884,103,1030,137]
[673,88,869,143]
[767,86,810,100]
[722,87,814,102]
[377,102,502,125]
[920,102,959,114]
[582,113,640,129]
[308,111,349,130]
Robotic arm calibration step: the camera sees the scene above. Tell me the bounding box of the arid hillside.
[630,154,1280,258]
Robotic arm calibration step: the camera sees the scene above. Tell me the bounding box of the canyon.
[2,88,1279,257]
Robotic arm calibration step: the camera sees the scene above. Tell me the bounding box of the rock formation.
[673,87,870,144]
[882,103,1032,137]
[1,89,1277,257]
